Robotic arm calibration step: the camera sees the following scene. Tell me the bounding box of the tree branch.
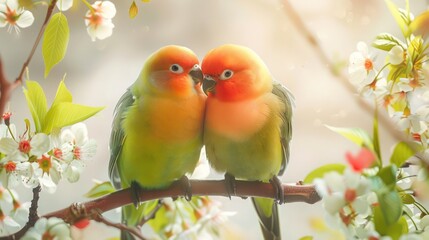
[0,0,58,118]
[43,180,320,222]
[281,0,409,143]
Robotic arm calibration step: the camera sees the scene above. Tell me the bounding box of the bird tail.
[251,197,281,240]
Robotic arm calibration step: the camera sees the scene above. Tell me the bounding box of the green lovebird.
[201,44,293,240]
[108,45,206,239]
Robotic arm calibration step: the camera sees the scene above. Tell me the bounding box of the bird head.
[139,45,203,98]
[201,44,271,101]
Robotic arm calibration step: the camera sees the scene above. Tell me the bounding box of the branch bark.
[43,180,320,222]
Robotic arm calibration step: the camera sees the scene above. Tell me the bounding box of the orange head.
[201,44,272,101]
[137,45,203,98]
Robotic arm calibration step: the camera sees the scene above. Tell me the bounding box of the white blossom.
[84,1,116,41]
[0,0,34,33]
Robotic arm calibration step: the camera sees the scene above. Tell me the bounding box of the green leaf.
[303,163,346,184]
[399,192,415,204]
[326,125,373,149]
[42,13,69,78]
[378,165,397,188]
[372,33,406,51]
[51,80,72,107]
[43,102,104,134]
[374,205,408,240]
[84,181,115,198]
[23,81,48,133]
[384,0,410,38]
[378,188,403,226]
[390,142,419,167]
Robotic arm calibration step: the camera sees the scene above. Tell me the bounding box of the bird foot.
[130,181,142,208]
[179,175,192,201]
[270,176,285,205]
[224,173,237,199]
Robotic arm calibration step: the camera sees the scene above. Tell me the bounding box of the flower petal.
[56,0,73,11]
[16,10,34,28]
[98,1,116,19]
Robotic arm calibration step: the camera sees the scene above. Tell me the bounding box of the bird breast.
[205,94,271,141]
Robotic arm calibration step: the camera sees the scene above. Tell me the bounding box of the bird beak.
[189,65,203,85]
[202,76,216,95]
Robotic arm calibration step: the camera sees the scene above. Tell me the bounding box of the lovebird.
[108,45,206,239]
[202,44,293,240]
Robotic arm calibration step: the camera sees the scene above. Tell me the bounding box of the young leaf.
[377,188,403,226]
[372,33,406,51]
[374,205,408,240]
[129,1,138,19]
[373,107,381,164]
[384,0,409,38]
[390,142,418,167]
[303,163,346,184]
[325,125,373,149]
[410,10,429,36]
[51,80,73,107]
[378,165,398,188]
[42,13,70,78]
[399,192,415,204]
[84,181,116,198]
[23,81,48,133]
[43,102,104,134]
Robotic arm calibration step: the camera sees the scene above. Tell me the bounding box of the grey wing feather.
[272,81,294,176]
[108,87,135,189]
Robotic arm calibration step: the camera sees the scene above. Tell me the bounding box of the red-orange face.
[201,44,268,101]
[146,45,202,97]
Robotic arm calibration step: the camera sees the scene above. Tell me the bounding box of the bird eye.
[169,64,184,74]
[220,69,234,80]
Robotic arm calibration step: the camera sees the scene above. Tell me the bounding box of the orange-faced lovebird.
[202,44,293,240]
[109,45,206,239]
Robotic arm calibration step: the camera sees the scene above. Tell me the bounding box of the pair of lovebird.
[108,44,294,240]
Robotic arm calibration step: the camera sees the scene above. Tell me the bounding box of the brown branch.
[43,180,319,222]
[0,0,58,117]
[0,179,319,239]
[281,0,409,143]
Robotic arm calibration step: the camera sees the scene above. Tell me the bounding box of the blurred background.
[1,0,428,239]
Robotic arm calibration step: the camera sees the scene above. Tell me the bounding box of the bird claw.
[179,175,192,201]
[270,176,285,205]
[224,173,237,199]
[130,181,142,208]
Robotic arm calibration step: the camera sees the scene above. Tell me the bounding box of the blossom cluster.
[348,40,429,147]
[311,3,429,239]
[0,117,96,194]
[0,114,96,235]
[0,0,117,41]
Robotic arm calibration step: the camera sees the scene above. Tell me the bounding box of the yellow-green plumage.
[202,44,293,240]
[109,45,206,238]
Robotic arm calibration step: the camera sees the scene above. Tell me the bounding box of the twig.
[0,0,59,117]
[281,0,409,143]
[91,209,146,240]
[140,200,163,227]
[0,186,41,240]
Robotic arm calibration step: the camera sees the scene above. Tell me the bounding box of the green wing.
[272,81,294,176]
[108,87,135,189]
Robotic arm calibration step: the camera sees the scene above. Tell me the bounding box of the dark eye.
[220,69,234,80]
[170,64,184,73]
